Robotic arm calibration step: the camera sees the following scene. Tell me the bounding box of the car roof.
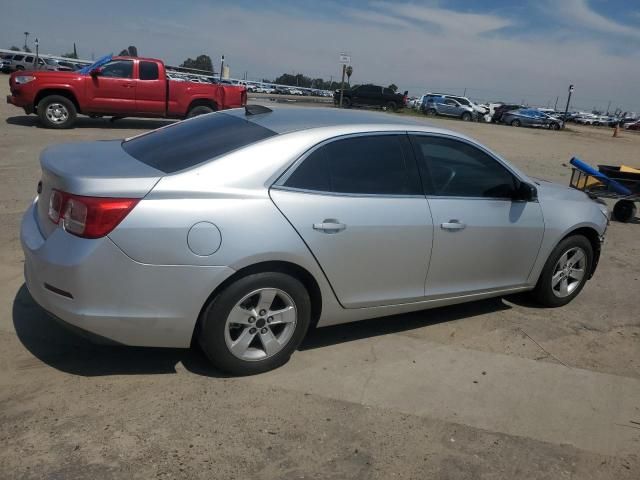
[222,106,426,134]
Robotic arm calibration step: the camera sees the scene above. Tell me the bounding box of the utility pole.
[563,84,574,128]
[219,55,224,80]
[463,87,467,96]
[554,96,559,110]
[34,38,39,69]
[73,42,77,58]
[23,31,29,51]
[606,100,611,115]
[339,64,346,107]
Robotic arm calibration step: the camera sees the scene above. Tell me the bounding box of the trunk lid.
[37,140,163,238]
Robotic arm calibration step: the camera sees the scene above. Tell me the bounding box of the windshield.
[78,54,113,74]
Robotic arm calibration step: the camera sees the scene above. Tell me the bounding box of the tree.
[62,52,78,59]
[387,83,398,92]
[9,45,21,51]
[180,54,213,72]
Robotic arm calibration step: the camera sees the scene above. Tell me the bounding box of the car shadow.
[6,115,174,130]
[13,284,512,378]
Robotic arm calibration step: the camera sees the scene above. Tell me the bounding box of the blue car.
[501,109,563,130]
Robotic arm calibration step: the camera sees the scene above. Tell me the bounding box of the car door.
[135,60,165,115]
[410,134,544,298]
[442,99,461,117]
[270,133,434,308]
[85,59,136,113]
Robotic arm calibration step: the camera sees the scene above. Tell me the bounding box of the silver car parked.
[21,106,609,374]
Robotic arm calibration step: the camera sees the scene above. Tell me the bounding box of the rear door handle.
[313,219,346,234]
[441,220,466,231]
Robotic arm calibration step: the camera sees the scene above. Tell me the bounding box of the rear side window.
[284,135,421,195]
[411,135,515,198]
[122,113,277,173]
[139,61,159,80]
[13,55,24,61]
[25,56,34,62]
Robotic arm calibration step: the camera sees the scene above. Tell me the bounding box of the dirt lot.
[1,83,639,479]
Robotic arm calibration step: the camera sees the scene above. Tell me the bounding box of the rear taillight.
[48,189,139,239]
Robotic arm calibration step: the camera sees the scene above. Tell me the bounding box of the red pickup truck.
[7,56,247,128]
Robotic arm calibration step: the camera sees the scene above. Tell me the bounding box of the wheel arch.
[187,98,218,114]
[34,88,81,113]
[192,260,323,345]
[557,226,602,278]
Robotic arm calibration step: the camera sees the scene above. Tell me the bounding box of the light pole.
[219,55,224,80]
[34,38,39,69]
[23,31,29,51]
[562,84,574,128]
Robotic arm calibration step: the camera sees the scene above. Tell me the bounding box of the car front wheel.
[38,95,77,129]
[199,272,311,375]
[532,235,593,307]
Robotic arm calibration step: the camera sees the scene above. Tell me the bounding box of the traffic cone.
[613,124,620,137]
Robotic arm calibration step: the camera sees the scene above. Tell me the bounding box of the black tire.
[16,65,24,71]
[426,108,437,116]
[461,112,472,122]
[612,200,637,223]
[199,272,311,375]
[342,97,352,108]
[37,95,77,129]
[384,101,397,112]
[550,122,560,130]
[511,119,521,127]
[187,105,214,118]
[531,235,593,307]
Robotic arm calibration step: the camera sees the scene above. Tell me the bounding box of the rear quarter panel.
[167,83,246,115]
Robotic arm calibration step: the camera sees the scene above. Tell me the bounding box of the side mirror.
[90,67,102,77]
[513,181,537,202]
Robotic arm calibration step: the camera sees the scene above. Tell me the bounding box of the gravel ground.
[1,83,639,479]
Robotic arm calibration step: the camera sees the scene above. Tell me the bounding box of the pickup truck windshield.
[122,113,277,173]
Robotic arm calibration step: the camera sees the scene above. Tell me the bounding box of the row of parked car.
[407,93,639,131]
[1,52,88,73]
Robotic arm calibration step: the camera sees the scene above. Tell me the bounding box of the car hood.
[12,70,83,81]
[533,177,589,202]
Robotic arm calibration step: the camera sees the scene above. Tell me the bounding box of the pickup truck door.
[85,59,136,113]
[135,60,166,115]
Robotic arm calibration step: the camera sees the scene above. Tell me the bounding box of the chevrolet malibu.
[21,106,609,375]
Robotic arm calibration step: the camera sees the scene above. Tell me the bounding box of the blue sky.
[3,0,640,111]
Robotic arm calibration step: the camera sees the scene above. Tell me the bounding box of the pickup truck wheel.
[341,97,352,108]
[187,105,214,118]
[38,95,77,129]
[384,101,397,112]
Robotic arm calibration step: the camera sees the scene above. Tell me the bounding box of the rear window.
[121,113,277,173]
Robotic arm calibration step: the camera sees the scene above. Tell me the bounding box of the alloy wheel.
[45,103,69,124]
[224,288,297,361]
[551,247,587,298]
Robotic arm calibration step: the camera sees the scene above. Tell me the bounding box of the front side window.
[284,135,420,195]
[411,135,516,198]
[101,60,133,78]
[139,61,159,80]
[25,56,34,63]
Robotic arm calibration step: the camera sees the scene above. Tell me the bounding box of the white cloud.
[553,0,640,39]
[373,1,513,35]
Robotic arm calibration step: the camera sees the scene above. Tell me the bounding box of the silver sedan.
[21,106,609,374]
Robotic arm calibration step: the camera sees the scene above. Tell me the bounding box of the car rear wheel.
[384,101,397,112]
[187,105,214,118]
[613,200,637,223]
[341,97,352,108]
[199,272,311,375]
[550,122,560,130]
[511,119,521,127]
[38,95,77,129]
[425,108,437,116]
[532,235,592,307]
[461,112,472,121]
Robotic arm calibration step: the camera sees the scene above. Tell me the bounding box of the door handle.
[313,219,346,233]
[441,220,466,231]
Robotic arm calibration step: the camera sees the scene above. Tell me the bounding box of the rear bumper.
[21,202,235,348]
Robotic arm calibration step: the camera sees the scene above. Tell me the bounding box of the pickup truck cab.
[7,56,247,128]
[334,84,407,111]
